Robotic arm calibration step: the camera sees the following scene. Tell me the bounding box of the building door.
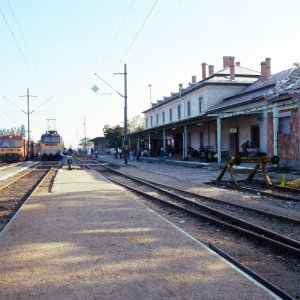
[251,125,260,148]
[199,132,203,149]
[229,128,239,156]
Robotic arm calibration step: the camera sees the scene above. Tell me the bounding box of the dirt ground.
[0,168,278,300]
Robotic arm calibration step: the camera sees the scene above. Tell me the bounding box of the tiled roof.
[143,65,260,113]
[208,69,292,113]
[240,69,290,93]
[216,65,260,76]
[207,89,267,112]
[264,67,300,99]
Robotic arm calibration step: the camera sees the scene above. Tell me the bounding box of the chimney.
[229,56,235,80]
[208,65,214,76]
[265,57,271,77]
[192,75,196,84]
[179,83,183,90]
[223,56,231,68]
[236,61,240,66]
[202,63,207,80]
[260,61,267,81]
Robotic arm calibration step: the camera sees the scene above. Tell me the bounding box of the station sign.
[229,128,238,133]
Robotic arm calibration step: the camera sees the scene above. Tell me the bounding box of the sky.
[1,0,300,147]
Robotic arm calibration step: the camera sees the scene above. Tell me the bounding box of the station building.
[129,56,300,167]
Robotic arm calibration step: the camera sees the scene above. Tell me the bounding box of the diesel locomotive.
[0,135,27,162]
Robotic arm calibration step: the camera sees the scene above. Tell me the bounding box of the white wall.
[144,84,247,129]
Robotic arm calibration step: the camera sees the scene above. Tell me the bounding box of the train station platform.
[97,154,300,182]
[0,168,277,299]
[0,161,38,182]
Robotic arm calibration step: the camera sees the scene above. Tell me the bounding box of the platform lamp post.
[94,63,128,165]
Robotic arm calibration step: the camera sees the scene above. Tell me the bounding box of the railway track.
[75,156,299,299]
[0,162,58,233]
[211,179,300,202]
[0,162,18,170]
[91,163,300,255]
[76,156,300,253]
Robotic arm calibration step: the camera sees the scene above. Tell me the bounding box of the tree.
[79,137,91,148]
[0,125,25,136]
[21,125,26,137]
[103,124,124,147]
[128,115,144,133]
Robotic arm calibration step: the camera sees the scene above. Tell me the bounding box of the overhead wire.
[3,96,26,114]
[6,0,47,94]
[114,0,159,73]
[0,5,43,94]
[98,0,136,72]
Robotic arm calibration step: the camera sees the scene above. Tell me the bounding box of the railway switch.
[216,155,280,187]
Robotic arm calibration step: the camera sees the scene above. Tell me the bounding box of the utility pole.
[76,130,79,150]
[124,64,128,165]
[19,88,36,159]
[148,84,152,106]
[112,63,128,165]
[94,63,128,165]
[83,116,87,152]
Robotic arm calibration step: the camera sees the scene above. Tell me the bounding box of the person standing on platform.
[241,140,250,157]
[136,149,141,161]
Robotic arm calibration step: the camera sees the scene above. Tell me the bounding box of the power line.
[0,7,43,93]
[6,0,47,94]
[114,0,159,72]
[98,0,135,71]
[30,97,53,113]
[3,96,26,114]
[3,95,54,114]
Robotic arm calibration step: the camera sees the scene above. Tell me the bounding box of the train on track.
[30,141,39,159]
[39,130,64,160]
[0,135,27,162]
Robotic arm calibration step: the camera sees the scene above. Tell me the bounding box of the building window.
[199,97,203,113]
[162,111,165,124]
[169,108,172,122]
[187,101,191,117]
[145,118,148,129]
[279,116,290,134]
[150,116,153,127]
[156,113,158,125]
[177,105,181,120]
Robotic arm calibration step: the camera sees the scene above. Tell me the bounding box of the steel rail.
[96,163,300,225]
[236,185,300,202]
[82,162,300,256]
[0,166,54,235]
[0,162,43,191]
[213,179,300,202]
[147,180,300,225]
[0,162,18,170]
[77,158,298,298]
[209,243,294,300]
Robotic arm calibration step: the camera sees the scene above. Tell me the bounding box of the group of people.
[114,147,142,161]
[108,141,252,161]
